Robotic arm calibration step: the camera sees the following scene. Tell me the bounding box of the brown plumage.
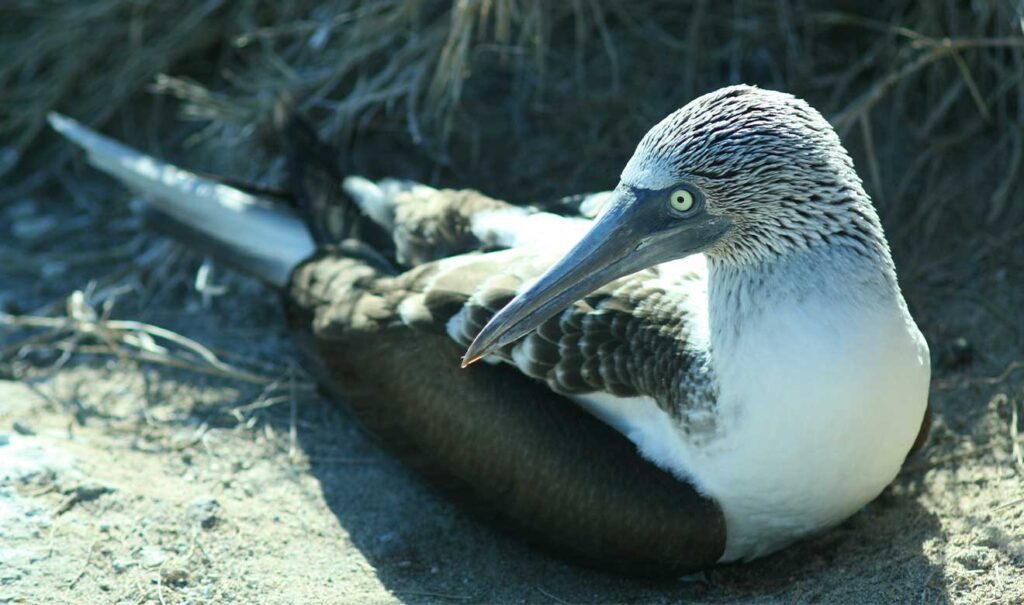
[285,248,724,575]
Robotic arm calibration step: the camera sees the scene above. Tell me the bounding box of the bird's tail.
[48,112,315,289]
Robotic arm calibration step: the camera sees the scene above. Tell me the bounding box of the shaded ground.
[1,180,1023,604]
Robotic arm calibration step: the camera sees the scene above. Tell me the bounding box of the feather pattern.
[294,231,717,435]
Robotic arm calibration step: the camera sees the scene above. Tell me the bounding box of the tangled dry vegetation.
[4,1,1023,239]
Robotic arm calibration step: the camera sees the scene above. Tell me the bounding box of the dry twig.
[1,290,277,384]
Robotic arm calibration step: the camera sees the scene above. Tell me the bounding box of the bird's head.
[463,85,882,366]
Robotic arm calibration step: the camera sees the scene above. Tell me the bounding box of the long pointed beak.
[461,188,730,366]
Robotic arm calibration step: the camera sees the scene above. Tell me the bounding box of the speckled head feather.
[622,85,890,266]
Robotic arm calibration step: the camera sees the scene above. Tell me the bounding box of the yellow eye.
[669,189,695,213]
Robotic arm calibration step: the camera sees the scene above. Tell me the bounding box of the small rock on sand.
[187,496,221,529]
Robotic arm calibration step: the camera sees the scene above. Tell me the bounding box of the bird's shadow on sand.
[291,392,951,604]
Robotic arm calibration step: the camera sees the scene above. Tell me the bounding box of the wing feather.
[342,175,592,267]
[286,248,726,574]
[300,243,713,421]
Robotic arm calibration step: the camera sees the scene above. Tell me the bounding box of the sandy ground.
[1,187,1023,604]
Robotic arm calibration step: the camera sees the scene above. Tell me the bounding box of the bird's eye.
[669,189,695,213]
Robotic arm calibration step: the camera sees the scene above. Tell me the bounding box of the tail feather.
[48,112,315,288]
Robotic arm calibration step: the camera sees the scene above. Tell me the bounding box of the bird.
[48,85,931,576]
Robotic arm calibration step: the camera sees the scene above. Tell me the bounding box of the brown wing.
[387,186,513,266]
[339,176,597,267]
[284,248,724,576]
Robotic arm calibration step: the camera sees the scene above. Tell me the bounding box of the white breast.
[573,289,929,562]
[701,295,929,560]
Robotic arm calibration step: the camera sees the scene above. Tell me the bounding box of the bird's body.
[50,85,931,574]
[331,172,930,562]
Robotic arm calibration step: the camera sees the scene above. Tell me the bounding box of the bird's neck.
[705,240,901,357]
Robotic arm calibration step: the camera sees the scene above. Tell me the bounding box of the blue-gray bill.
[462,186,731,366]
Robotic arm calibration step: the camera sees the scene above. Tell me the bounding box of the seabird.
[48,85,931,575]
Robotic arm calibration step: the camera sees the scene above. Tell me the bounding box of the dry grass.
[0,288,276,385]
[4,2,1022,252]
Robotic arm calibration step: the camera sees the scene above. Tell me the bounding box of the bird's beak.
[462,187,730,366]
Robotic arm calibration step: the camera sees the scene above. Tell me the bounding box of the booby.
[48,85,931,575]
